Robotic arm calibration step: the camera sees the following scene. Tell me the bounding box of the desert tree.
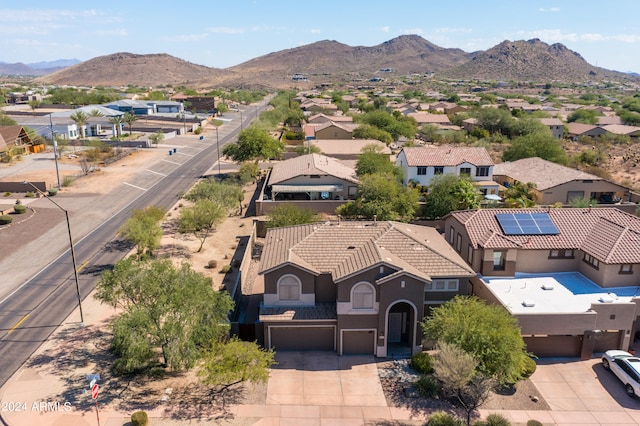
[222,125,284,163]
[423,174,482,219]
[266,204,321,229]
[148,130,165,147]
[96,258,234,373]
[177,199,226,252]
[118,206,165,258]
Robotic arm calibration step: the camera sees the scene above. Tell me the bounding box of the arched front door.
[386,301,416,358]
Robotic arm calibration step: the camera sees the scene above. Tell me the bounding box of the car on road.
[602,350,640,397]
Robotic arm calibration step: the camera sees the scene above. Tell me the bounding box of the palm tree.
[69,110,89,139]
[123,112,137,135]
[148,130,165,147]
[109,115,125,139]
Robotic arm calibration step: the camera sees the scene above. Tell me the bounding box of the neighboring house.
[257,153,358,215]
[462,118,479,133]
[105,99,155,115]
[406,112,451,126]
[444,207,640,358]
[0,126,33,153]
[50,105,125,138]
[11,115,81,140]
[493,157,631,204]
[313,121,357,140]
[566,122,607,141]
[602,124,640,138]
[538,118,564,139]
[311,139,390,162]
[396,146,499,195]
[258,220,476,356]
[596,116,623,126]
[306,113,353,125]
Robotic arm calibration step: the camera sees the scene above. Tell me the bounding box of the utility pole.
[49,114,61,189]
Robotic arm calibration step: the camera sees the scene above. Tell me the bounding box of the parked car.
[602,350,640,397]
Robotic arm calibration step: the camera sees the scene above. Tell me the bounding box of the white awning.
[271,184,343,193]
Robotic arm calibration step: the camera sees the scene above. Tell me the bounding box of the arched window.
[352,282,375,309]
[278,275,301,301]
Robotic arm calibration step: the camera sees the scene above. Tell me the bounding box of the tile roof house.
[258,220,476,356]
[306,113,353,124]
[406,112,452,126]
[493,157,632,204]
[396,146,500,196]
[312,121,358,140]
[0,126,34,154]
[257,153,359,215]
[444,207,640,358]
[566,122,607,141]
[602,124,640,137]
[538,118,565,139]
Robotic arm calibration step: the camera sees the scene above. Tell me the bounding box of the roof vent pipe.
[373,214,377,225]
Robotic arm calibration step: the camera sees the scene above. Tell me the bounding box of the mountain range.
[0,59,80,76]
[2,35,635,88]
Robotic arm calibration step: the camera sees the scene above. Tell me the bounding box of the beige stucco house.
[258,220,476,356]
[493,157,632,204]
[443,207,640,358]
[257,153,358,215]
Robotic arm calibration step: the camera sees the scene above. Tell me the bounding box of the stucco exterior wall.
[315,126,352,139]
[600,264,638,288]
[540,180,629,204]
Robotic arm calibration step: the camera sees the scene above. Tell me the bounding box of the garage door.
[342,330,376,355]
[524,335,582,357]
[269,326,335,351]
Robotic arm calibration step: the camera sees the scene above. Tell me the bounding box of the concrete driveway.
[266,351,387,407]
[527,357,640,425]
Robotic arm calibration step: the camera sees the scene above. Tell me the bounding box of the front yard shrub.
[220,264,231,273]
[0,215,13,225]
[425,411,464,426]
[131,410,149,426]
[4,192,10,197]
[13,204,27,214]
[48,188,58,196]
[207,260,217,269]
[62,176,74,187]
[521,356,537,378]
[526,421,543,426]
[411,352,434,374]
[25,191,35,198]
[415,374,440,398]
[473,413,511,426]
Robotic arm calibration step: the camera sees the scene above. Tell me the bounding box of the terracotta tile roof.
[602,124,640,135]
[407,112,452,124]
[268,153,358,185]
[449,207,640,264]
[312,139,391,156]
[259,221,475,282]
[566,122,598,135]
[493,157,602,190]
[539,118,564,126]
[400,146,494,167]
[259,302,337,322]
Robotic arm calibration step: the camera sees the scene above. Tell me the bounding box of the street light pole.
[24,181,84,324]
[215,126,221,176]
[49,114,61,189]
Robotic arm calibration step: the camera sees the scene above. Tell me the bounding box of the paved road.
[0,102,266,391]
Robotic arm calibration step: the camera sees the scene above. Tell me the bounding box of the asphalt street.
[0,103,266,391]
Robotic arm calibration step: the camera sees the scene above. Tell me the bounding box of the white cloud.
[539,7,560,12]
[310,29,321,34]
[434,27,472,34]
[161,33,209,42]
[209,27,244,34]
[513,29,640,44]
[381,26,390,33]
[401,28,425,35]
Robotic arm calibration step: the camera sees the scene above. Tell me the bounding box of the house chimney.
[337,214,341,225]
[588,203,592,212]
[373,214,377,225]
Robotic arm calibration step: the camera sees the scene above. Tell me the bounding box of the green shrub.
[220,264,231,273]
[207,260,218,269]
[415,375,440,398]
[13,204,27,214]
[521,356,537,379]
[4,192,10,197]
[131,410,149,426]
[526,420,543,426]
[47,188,58,196]
[25,191,35,198]
[481,413,511,426]
[426,411,464,426]
[0,215,13,225]
[62,176,74,187]
[411,352,434,374]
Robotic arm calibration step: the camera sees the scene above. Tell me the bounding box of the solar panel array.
[495,212,560,236]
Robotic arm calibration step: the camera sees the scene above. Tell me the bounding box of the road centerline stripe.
[8,314,29,334]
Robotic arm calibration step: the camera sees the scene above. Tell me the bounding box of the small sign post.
[91,383,100,426]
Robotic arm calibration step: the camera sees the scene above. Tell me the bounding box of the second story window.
[476,166,490,177]
[460,167,471,176]
[417,166,427,175]
[434,166,444,175]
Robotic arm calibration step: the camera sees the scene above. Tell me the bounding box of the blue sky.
[2,1,640,73]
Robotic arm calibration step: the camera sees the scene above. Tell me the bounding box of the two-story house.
[444,207,640,358]
[396,146,500,197]
[258,220,476,357]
